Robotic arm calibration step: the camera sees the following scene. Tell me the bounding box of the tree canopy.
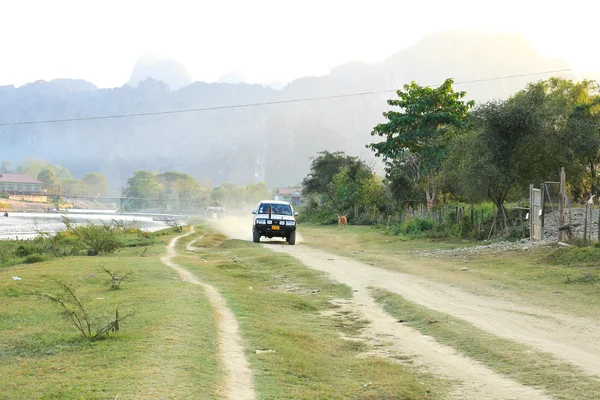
[369,79,474,204]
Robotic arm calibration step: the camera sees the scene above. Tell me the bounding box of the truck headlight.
[256,219,266,224]
[286,220,296,226]
[267,220,272,224]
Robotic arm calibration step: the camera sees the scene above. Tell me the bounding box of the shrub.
[399,218,434,235]
[23,254,47,264]
[71,224,123,255]
[40,280,131,340]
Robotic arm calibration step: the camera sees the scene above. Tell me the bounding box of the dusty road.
[162,228,256,400]
[215,216,600,399]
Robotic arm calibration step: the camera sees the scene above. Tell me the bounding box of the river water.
[0,209,179,240]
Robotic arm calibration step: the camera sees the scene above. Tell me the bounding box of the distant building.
[0,173,47,202]
[0,173,44,192]
[275,188,303,206]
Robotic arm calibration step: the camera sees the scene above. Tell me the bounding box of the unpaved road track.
[215,219,554,399]
[269,244,600,378]
[268,243,552,400]
[162,228,256,400]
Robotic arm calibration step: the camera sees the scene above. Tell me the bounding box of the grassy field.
[0,233,220,400]
[299,224,600,318]
[2,224,455,399]
[177,227,449,400]
[6,220,597,398]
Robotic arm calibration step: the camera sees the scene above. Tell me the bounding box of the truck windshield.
[258,203,292,215]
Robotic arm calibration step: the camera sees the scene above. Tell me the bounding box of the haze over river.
[0,210,177,240]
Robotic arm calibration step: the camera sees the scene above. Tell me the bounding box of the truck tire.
[253,229,260,243]
[288,231,296,245]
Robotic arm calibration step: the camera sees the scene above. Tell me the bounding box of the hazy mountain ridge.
[0,31,579,188]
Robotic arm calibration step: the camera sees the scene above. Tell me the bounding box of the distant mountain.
[127,54,193,91]
[217,71,247,84]
[0,31,586,189]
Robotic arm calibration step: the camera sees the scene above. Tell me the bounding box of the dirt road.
[162,228,256,400]
[215,216,600,398]
[269,244,600,378]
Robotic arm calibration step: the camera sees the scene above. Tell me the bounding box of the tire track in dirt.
[267,243,552,400]
[161,228,256,400]
[270,244,600,378]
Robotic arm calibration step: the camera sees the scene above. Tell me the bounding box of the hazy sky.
[1,0,597,88]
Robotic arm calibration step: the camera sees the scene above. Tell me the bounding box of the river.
[0,209,182,240]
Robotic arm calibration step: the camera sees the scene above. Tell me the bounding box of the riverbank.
[0,198,116,212]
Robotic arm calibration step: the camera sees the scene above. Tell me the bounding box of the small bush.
[23,254,47,264]
[40,280,131,340]
[72,224,123,255]
[400,218,434,235]
[14,244,37,258]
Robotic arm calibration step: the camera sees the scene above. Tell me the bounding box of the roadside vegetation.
[0,218,160,268]
[298,77,600,244]
[0,229,219,399]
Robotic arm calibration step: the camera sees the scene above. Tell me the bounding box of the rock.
[255,349,276,354]
[460,267,468,271]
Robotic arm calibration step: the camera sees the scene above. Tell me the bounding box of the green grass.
[372,288,600,400]
[177,225,448,400]
[0,236,219,399]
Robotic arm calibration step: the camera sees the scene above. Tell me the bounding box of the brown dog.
[337,215,348,228]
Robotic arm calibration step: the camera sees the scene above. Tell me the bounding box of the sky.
[1,0,598,88]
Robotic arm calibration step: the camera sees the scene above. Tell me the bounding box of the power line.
[0,68,572,127]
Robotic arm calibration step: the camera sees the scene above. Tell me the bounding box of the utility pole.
[56,185,61,211]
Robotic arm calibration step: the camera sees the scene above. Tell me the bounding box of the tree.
[123,171,162,209]
[82,172,108,196]
[62,179,88,196]
[37,167,57,191]
[244,182,270,204]
[330,166,384,217]
[51,164,73,182]
[302,151,372,203]
[369,79,474,207]
[444,78,599,226]
[18,159,49,178]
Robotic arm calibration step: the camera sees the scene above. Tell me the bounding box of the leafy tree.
[369,79,474,206]
[330,166,384,216]
[444,78,599,226]
[302,151,372,202]
[562,84,600,197]
[82,172,108,196]
[37,167,57,191]
[123,171,162,209]
[51,164,73,181]
[383,155,426,208]
[18,159,49,178]
[62,179,88,196]
[244,182,270,204]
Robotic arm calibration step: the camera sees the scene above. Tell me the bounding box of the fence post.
[558,167,566,242]
[584,203,589,245]
[529,184,533,242]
